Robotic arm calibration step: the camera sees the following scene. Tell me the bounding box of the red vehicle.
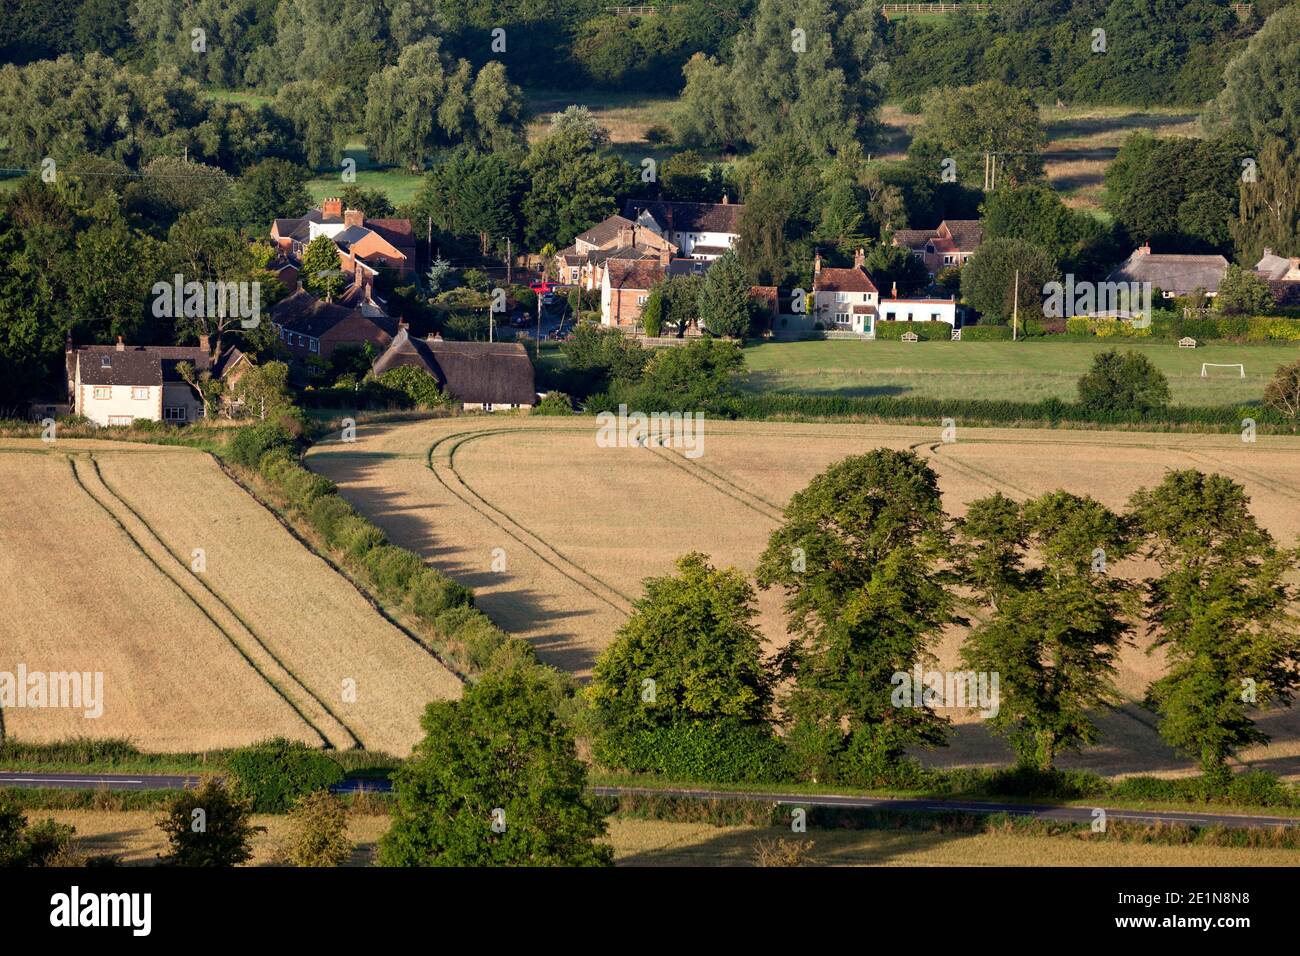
[529,280,561,294]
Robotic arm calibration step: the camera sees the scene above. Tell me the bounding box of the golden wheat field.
[0,441,460,754]
[306,416,1300,780]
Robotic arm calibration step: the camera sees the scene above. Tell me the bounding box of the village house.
[1107,244,1229,298]
[892,220,984,278]
[554,215,677,289]
[811,250,880,335]
[599,248,716,330]
[66,337,251,426]
[371,328,536,411]
[270,289,398,361]
[620,197,744,261]
[1254,248,1300,306]
[271,199,417,294]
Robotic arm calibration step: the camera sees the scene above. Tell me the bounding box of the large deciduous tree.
[909,80,1046,190]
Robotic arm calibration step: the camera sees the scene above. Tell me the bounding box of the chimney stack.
[344,208,364,228]
[198,334,210,354]
[1263,247,1273,257]
[814,252,822,277]
[322,197,343,218]
[617,226,633,248]
[660,247,671,267]
[1137,242,1151,256]
[115,336,125,352]
[854,247,866,269]
[721,194,729,205]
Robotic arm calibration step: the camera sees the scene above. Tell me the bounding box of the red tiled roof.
[815,266,878,294]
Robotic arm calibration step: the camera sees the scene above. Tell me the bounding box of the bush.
[282,790,352,866]
[306,495,357,543]
[228,420,295,468]
[335,515,386,561]
[533,391,574,415]
[362,545,424,599]
[958,325,1013,341]
[225,738,345,814]
[594,720,791,784]
[1264,358,1300,418]
[157,779,264,866]
[376,366,447,409]
[409,568,474,622]
[1077,348,1171,415]
[874,320,952,341]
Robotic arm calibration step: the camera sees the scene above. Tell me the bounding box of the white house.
[878,297,957,325]
[621,198,743,261]
[811,250,880,336]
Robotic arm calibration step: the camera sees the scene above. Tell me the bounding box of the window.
[835,312,850,325]
[132,387,150,400]
[93,387,111,400]
[309,337,319,353]
[944,255,955,264]
[885,312,896,321]
[107,416,133,426]
[100,356,112,368]
[483,403,494,412]
[164,406,188,422]
[931,312,940,321]
[636,295,648,306]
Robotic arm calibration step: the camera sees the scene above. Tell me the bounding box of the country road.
[4,771,1298,830]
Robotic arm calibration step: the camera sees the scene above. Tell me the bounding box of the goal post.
[1201,363,1245,378]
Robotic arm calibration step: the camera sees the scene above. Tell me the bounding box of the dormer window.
[101,355,112,368]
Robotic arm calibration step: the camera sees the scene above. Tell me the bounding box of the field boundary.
[90,455,366,750]
[64,455,337,749]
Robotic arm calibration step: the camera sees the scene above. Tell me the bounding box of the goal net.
[1201,363,1245,378]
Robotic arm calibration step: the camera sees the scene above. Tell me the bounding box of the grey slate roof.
[621,199,744,236]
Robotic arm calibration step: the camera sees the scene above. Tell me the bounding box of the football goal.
[1201,363,1245,378]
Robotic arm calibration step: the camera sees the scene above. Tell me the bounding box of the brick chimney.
[115,336,125,352]
[344,208,364,228]
[198,334,210,354]
[814,252,822,277]
[322,197,343,218]
[660,247,671,267]
[1263,247,1273,257]
[1136,242,1151,256]
[721,194,729,205]
[617,226,634,248]
[854,247,866,269]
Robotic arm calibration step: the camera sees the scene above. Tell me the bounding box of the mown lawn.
[741,338,1300,406]
[303,142,425,208]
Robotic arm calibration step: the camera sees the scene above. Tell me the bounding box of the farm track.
[68,454,358,751]
[427,427,637,614]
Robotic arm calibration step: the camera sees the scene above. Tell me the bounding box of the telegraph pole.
[1012,268,1019,341]
[506,238,512,286]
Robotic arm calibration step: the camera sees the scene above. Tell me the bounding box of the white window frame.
[132,386,150,400]
[309,337,319,353]
[107,415,133,427]
[93,386,111,400]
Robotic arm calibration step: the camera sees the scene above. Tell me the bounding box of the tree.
[755,449,955,784]
[663,273,706,335]
[1076,349,1171,416]
[300,235,344,300]
[125,157,232,230]
[1215,264,1275,316]
[523,119,635,248]
[1263,358,1300,419]
[862,242,928,298]
[337,186,394,220]
[426,257,454,295]
[363,38,522,170]
[275,80,352,170]
[697,250,751,339]
[609,338,744,414]
[1205,5,1300,155]
[157,779,263,867]
[910,81,1046,189]
[980,185,1099,267]
[230,361,293,420]
[589,553,773,739]
[230,159,312,227]
[957,492,1135,770]
[1129,471,1300,784]
[411,151,527,257]
[378,665,612,866]
[282,791,351,867]
[1231,139,1300,265]
[959,238,1058,324]
[641,284,665,337]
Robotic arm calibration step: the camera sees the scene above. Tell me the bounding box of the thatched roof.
[373,329,536,405]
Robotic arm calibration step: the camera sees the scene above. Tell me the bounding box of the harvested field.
[307,416,1300,779]
[0,443,460,755]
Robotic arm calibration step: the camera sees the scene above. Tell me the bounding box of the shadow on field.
[741,370,912,399]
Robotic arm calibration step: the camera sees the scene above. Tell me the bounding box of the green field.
[304,142,425,208]
[741,339,1299,406]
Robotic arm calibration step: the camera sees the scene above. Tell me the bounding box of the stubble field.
[307,416,1300,779]
[0,441,460,755]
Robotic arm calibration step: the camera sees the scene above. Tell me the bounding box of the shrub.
[1077,349,1171,415]
[533,391,574,416]
[1264,358,1300,418]
[362,545,424,599]
[282,790,352,867]
[225,738,345,814]
[376,366,447,409]
[306,495,357,543]
[409,568,474,622]
[958,325,1013,341]
[335,515,386,561]
[228,420,294,468]
[157,779,264,866]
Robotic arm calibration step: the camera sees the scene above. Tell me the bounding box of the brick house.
[270,289,397,360]
[271,199,417,290]
[67,338,250,426]
[811,250,880,335]
[1254,248,1300,306]
[555,215,677,289]
[892,220,984,278]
